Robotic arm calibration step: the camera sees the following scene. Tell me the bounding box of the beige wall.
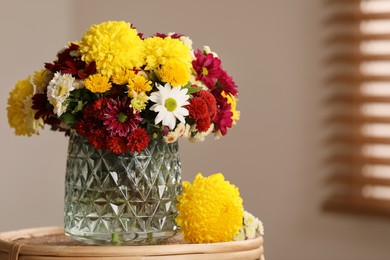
[2,0,390,259]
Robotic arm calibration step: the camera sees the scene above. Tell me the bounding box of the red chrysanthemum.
[196,90,217,120]
[218,69,238,96]
[192,49,222,89]
[127,127,151,153]
[196,117,211,132]
[87,129,106,150]
[103,97,142,137]
[107,136,128,154]
[186,90,217,132]
[188,97,209,121]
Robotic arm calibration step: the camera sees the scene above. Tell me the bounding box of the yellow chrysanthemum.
[85,74,112,93]
[130,91,149,113]
[144,36,192,71]
[221,91,240,125]
[127,74,152,97]
[176,173,243,243]
[33,69,53,93]
[79,21,145,78]
[112,68,135,85]
[156,59,190,87]
[7,76,43,136]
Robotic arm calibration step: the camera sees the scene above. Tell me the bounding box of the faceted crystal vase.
[64,133,182,245]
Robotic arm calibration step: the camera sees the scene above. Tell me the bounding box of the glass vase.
[64,132,182,245]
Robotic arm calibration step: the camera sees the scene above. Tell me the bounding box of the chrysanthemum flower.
[176,173,243,243]
[45,43,96,79]
[46,72,76,116]
[186,90,217,132]
[7,77,44,136]
[214,102,233,137]
[144,36,192,71]
[112,68,135,85]
[149,83,189,130]
[127,74,152,97]
[103,97,142,137]
[164,131,179,143]
[85,74,112,93]
[233,211,264,241]
[218,69,238,96]
[221,91,240,125]
[126,127,150,153]
[192,49,222,89]
[129,91,149,113]
[156,59,190,87]
[107,136,127,154]
[33,69,53,93]
[79,21,145,78]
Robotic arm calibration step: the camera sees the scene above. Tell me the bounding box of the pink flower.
[218,69,238,96]
[214,102,233,136]
[211,89,233,136]
[192,49,222,89]
[103,97,142,137]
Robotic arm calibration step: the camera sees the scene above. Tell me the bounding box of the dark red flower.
[186,90,217,132]
[192,49,222,89]
[214,102,233,136]
[103,97,142,137]
[31,93,61,126]
[107,136,128,154]
[218,69,238,96]
[45,43,96,79]
[196,90,217,120]
[154,33,183,39]
[127,127,151,153]
[196,117,211,132]
[188,97,209,121]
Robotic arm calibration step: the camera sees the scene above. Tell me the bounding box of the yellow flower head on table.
[176,173,243,243]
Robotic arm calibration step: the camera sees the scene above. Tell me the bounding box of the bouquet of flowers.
[7,21,239,154]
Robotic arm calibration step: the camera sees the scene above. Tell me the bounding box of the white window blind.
[324,0,390,216]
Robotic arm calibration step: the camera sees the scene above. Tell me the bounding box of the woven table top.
[0,226,264,260]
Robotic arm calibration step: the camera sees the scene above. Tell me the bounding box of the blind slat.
[323,195,390,217]
[326,12,390,24]
[326,74,390,84]
[327,135,390,145]
[327,155,390,166]
[326,114,390,124]
[326,33,390,44]
[326,54,390,64]
[326,95,390,104]
[327,173,390,186]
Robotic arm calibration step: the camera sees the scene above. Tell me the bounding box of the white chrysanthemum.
[47,72,76,116]
[150,83,189,130]
[233,210,264,241]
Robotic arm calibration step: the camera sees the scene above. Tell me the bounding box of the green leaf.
[60,113,76,124]
[73,101,84,113]
[183,84,202,95]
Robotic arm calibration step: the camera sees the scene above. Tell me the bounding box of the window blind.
[323,0,390,216]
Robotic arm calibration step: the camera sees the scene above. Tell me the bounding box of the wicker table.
[0,227,264,259]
